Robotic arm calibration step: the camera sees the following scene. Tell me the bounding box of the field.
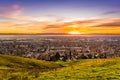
[0,54,120,80]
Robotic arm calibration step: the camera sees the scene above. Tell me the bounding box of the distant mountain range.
[0,33,120,35]
[0,33,67,35]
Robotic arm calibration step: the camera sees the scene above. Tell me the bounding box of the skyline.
[0,0,120,34]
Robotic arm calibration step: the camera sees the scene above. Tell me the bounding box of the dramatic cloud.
[0,4,43,22]
[0,5,23,19]
[94,21,120,27]
[44,18,120,29]
[44,19,99,29]
[102,11,120,15]
[91,18,120,27]
[0,18,120,34]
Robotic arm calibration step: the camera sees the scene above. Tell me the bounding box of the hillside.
[1,54,120,80]
[0,54,62,80]
[39,58,120,80]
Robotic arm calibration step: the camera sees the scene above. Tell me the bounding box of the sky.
[0,0,120,34]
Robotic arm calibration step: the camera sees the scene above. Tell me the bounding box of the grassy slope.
[1,54,120,80]
[0,54,62,80]
[38,58,120,80]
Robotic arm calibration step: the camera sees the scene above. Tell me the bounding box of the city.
[0,35,120,61]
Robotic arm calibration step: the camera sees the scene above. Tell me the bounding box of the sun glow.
[68,31,81,34]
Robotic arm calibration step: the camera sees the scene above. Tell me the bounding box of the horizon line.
[0,33,120,35]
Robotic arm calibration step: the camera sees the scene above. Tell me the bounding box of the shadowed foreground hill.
[1,54,120,80]
[0,54,62,80]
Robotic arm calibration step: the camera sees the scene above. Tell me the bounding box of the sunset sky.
[0,0,120,34]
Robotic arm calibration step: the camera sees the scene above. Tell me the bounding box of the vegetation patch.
[1,54,120,80]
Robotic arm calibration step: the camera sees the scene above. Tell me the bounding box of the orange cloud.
[0,18,120,34]
[43,18,120,34]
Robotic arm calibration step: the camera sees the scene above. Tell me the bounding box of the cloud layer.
[0,4,44,22]
[0,17,120,34]
[0,4,120,34]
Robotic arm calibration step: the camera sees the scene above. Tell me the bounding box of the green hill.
[1,54,120,80]
[39,58,120,80]
[0,54,62,80]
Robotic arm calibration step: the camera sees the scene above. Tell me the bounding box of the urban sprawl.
[0,35,120,61]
